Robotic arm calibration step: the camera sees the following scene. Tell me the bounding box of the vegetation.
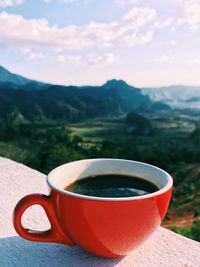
[125,112,152,135]
[0,79,152,121]
[170,219,200,241]
[190,123,200,143]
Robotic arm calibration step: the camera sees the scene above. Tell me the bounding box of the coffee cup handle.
[13,193,75,246]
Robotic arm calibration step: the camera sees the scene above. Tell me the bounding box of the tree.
[40,144,85,173]
[125,112,152,136]
[191,123,200,143]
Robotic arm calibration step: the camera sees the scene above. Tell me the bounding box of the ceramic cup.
[13,158,173,258]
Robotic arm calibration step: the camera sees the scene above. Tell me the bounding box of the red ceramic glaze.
[13,159,173,258]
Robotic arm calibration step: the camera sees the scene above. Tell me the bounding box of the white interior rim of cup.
[47,158,173,201]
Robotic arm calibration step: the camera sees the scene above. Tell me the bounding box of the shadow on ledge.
[0,236,122,267]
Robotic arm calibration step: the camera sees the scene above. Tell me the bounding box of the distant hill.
[142,85,200,109]
[0,66,173,121]
[0,65,33,86]
[0,79,153,121]
[0,65,46,89]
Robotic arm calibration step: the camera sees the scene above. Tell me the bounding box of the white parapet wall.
[0,157,199,267]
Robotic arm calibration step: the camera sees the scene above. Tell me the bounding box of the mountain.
[103,79,134,90]
[0,65,33,86]
[0,72,153,121]
[0,65,46,89]
[0,66,173,121]
[142,85,200,109]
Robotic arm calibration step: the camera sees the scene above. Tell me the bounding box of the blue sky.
[0,0,200,87]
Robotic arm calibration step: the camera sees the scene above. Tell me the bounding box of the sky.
[0,0,200,87]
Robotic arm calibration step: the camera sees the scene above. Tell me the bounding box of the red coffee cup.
[13,159,173,258]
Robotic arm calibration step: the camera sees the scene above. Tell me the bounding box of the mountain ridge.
[0,65,34,86]
[1,65,200,94]
[142,85,200,109]
[0,65,47,88]
[0,67,155,121]
[1,65,199,121]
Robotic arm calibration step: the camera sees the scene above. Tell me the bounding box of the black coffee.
[64,174,159,198]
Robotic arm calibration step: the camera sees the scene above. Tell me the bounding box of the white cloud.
[19,47,31,54]
[154,17,174,28]
[57,55,65,62]
[170,40,177,46]
[88,53,116,66]
[170,26,176,32]
[115,0,138,5]
[122,7,155,24]
[54,47,64,52]
[0,7,156,51]
[100,42,112,48]
[27,52,44,60]
[193,58,200,64]
[179,0,200,30]
[177,18,185,26]
[122,30,153,46]
[19,47,45,60]
[57,54,81,62]
[0,0,23,7]
[44,0,78,4]
[59,0,77,3]
[153,55,174,63]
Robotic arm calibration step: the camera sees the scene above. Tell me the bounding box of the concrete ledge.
[0,157,199,267]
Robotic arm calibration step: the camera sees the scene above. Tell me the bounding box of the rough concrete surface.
[0,157,199,267]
